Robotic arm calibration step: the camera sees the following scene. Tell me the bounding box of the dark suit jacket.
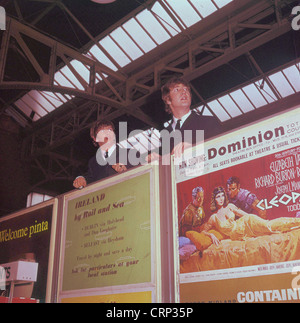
[162,110,222,154]
[85,146,139,184]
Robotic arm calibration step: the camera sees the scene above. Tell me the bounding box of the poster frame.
[57,164,162,303]
[0,198,58,303]
[171,105,300,303]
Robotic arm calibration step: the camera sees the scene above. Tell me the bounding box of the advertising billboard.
[0,199,58,303]
[58,165,161,303]
[172,107,300,303]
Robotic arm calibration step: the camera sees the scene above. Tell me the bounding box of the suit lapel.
[180,111,199,131]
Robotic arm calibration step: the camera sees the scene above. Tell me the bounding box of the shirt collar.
[100,144,116,158]
[172,110,191,130]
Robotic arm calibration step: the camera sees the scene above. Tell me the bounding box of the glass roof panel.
[122,18,157,53]
[100,36,131,67]
[214,0,233,8]
[88,45,118,71]
[207,99,231,122]
[28,90,56,113]
[21,94,47,117]
[53,92,70,104]
[189,0,218,18]
[58,65,85,91]
[254,80,276,104]
[242,83,268,108]
[151,2,180,36]
[163,0,201,28]
[110,27,144,60]
[282,65,300,92]
[202,106,213,116]
[218,94,243,118]
[136,9,171,45]
[15,98,34,118]
[269,71,295,98]
[54,70,76,89]
[229,89,255,113]
[41,91,66,108]
[70,60,91,85]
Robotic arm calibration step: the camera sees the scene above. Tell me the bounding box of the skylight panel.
[254,80,276,103]
[58,65,85,91]
[218,94,242,118]
[229,89,255,113]
[151,2,180,36]
[15,98,35,118]
[100,35,131,68]
[28,90,55,113]
[88,45,118,71]
[282,65,300,92]
[136,9,171,45]
[214,0,233,8]
[207,99,231,122]
[55,70,76,89]
[268,72,295,98]
[202,107,214,116]
[163,0,201,28]
[41,91,66,108]
[242,83,268,108]
[34,92,57,111]
[189,0,218,18]
[195,105,213,116]
[32,114,40,122]
[54,92,70,104]
[110,27,144,61]
[21,94,47,117]
[70,60,91,85]
[123,18,157,53]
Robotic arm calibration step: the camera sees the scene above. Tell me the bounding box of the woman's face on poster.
[215,192,225,208]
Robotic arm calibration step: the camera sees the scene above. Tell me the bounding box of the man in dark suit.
[73,120,137,189]
[147,77,221,161]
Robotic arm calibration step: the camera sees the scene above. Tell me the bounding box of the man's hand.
[112,163,127,173]
[73,176,87,189]
[145,152,161,163]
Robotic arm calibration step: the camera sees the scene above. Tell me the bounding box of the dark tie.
[104,150,109,159]
[175,119,181,131]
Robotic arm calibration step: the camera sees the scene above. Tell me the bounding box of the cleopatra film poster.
[172,106,300,302]
[0,199,58,303]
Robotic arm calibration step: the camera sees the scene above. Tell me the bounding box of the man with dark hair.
[73,120,137,189]
[227,176,267,219]
[162,76,221,144]
[147,77,221,161]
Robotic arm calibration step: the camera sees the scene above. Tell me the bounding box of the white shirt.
[171,110,191,131]
[100,144,116,159]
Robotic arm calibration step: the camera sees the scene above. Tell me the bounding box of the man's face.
[95,125,116,148]
[227,183,240,199]
[166,83,192,116]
